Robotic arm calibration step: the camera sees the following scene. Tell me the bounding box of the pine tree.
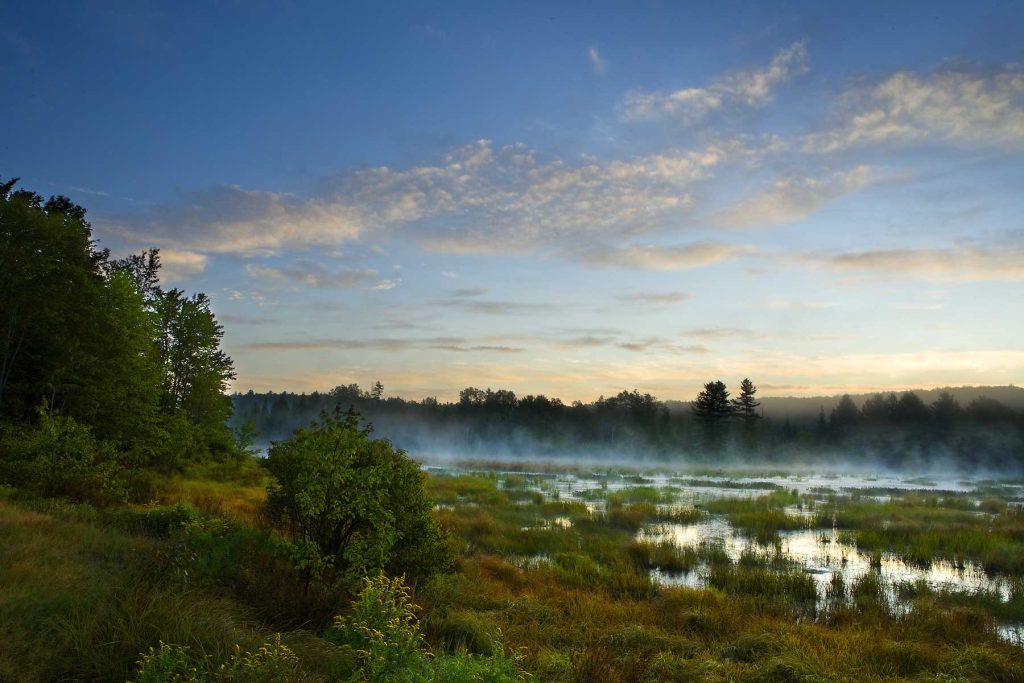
[691,380,734,451]
[731,378,761,422]
[691,381,733,422]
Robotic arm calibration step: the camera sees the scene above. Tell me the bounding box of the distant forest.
[232,382,1024,470]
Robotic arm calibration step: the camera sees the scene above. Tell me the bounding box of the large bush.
[264,409,451,588]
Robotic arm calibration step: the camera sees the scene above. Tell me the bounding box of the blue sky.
[3,1,1023,400]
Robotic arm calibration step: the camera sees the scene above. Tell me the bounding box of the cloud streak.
[576,241,752,270]
[245,260,380,288]
[621,42,808,125]
[617,291,690,304]
[238,336,527,353]
[802,244,1024,281]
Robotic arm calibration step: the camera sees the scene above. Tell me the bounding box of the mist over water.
[234,384,1024,475]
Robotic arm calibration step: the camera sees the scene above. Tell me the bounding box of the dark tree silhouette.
[692,381,734,422]
[691,380,734,451]
[732,378,761,422]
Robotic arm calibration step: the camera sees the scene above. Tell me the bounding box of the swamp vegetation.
[3,182,1024,681]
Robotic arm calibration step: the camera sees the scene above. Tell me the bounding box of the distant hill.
[665,385,1024,423]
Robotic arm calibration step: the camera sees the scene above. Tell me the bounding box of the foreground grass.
[3,466,1024,681]
[0,491,281,681]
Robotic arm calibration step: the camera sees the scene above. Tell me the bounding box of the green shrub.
[0,408,126,504]
[333,572,526,683]
[333,572,430,681]
[264,409,451,589]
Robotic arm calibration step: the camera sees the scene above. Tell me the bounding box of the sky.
[2,0,1023,401]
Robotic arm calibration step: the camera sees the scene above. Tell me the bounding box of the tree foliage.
[691,381,734,423]
[0,179,238,493]
[732,378,761,422]
[264,408,451,588]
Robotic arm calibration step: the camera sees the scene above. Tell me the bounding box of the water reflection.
[639,518,1015,628]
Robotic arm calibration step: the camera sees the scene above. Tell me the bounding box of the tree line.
[233,380,1024,469]
[0,178,237,501]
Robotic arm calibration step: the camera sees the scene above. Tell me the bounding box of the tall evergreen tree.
[691,381,734,423]
[691,380,733,451]
[731,378,761,422]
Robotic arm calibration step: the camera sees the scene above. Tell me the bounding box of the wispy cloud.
[245,260,379,288]
[238,336,526,353]
[800,244,1024,281]
[617,291,690,304]
[682,327,755,341]
[218,313,279,325]
[450,287,488,298]
[554,334,708,354]
[576,241,752,270]
[69,185,110,197]
[712,166,872,228]
[433,298,558,316]
[587,46,606,75]
[621,41,808,125]
[102,140,729,260]
[803,66,1024,153]
[112,185,362,256]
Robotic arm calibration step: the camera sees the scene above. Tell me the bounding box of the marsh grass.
[826,496,1024,574]
[704,491,816,543]
[5,466,1024,682]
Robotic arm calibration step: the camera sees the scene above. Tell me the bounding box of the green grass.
[5,465,1024,682]
[824,496,1024,573]
[0,493,271,682]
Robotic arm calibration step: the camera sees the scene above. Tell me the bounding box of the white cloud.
[108,140,733,261]
[803,67,1024,153]
[621,41,808,125]
[575,241,752,270]
[109,185,363,256]
[158,249,208,281]
[712,165,871,228]
[588,46,606,75]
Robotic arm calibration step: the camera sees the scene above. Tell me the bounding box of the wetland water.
[422,462,1024,645]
